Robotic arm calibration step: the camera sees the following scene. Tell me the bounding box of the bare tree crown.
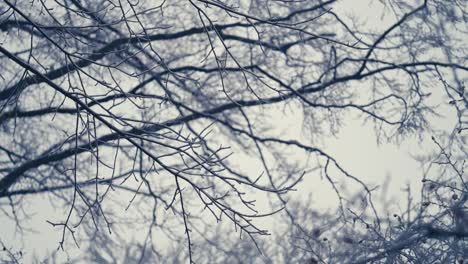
[0,0,466,263]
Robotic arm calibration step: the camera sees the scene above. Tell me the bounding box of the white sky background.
[0,0,465,262]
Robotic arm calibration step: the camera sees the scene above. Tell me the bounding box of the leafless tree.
[0,0,466,263]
